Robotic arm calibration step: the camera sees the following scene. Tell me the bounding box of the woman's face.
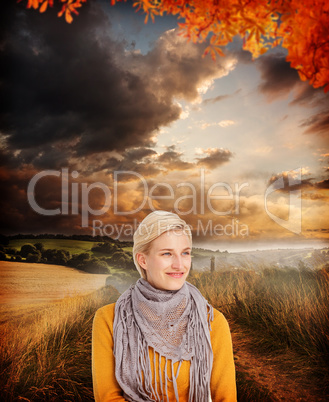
[137,229,192,291]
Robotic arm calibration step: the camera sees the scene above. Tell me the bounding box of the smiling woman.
[92,210,237,401]
[136,229,192,291]
[133,210,193,291]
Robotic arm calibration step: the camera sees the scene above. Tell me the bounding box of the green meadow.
[9,238,100,256]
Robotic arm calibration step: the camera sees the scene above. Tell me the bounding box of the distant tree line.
[1,233,133,248]
[0,241,135,274]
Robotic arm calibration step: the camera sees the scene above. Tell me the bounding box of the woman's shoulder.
[210,308,231,335]
[213,307,226,321]
[94,302,116,325]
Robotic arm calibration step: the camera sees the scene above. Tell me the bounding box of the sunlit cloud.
[218,120,235,128]
[176,103,190,120]
[197,79,215,95]
[199,120,236,130]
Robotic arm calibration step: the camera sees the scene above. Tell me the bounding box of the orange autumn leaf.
[58,0,83,24]
[20,0,329,92]
[39,1,48,12]
[39,0,53,13]
[26,0,43,9]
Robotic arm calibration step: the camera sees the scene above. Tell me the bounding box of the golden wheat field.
[0,261,119,401]
[0,261,108,323]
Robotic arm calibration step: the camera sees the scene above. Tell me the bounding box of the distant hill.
[192,247,329,271]
[3,233,133,248]
[2,234,328,272]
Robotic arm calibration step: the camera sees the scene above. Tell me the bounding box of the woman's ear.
[136,253,147,270]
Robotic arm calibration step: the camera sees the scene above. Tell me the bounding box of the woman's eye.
[162,252,171,256]
[182,251,190,256]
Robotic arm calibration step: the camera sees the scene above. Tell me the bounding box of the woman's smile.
[166,272,185,278]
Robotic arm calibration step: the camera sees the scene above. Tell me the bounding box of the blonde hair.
[133,210,192,279]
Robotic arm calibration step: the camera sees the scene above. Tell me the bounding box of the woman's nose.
[172,255,184,269]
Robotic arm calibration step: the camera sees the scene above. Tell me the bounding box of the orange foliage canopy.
[21,0,329,92]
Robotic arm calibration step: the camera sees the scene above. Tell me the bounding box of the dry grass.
[0,286,119,401]
[1,260,329,401]
[189,266,329,399]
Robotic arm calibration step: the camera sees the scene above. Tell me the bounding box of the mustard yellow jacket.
[92,303,237,401]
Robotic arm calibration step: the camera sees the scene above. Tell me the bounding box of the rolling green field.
[9,238,98,255]
[7,238,134,265]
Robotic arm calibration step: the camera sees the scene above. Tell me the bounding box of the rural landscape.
[2,1,329,401]
[1,235,329,401]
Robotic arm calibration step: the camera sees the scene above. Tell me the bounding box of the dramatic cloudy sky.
[1,1,328,250]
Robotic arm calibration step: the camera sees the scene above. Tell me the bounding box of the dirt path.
[230,323,327,402]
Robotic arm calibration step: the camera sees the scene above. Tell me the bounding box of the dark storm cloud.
[315,179,329,189]
[289,84,325,107]
[104,147,162,178]
[1,3,235,170]
[267,172,313,192]
[195,148,233,169]
[17,144,74,170]
[0,3,237,234]
[100,147,160,176]
[0,166,81,234]
[1,2,181,165]
[232,46,253,64]
[121,29,236,103]
[156,147,192,171]
[98,145,235,181]
[120,146,234,173]
[267,173,329,193]
[0,148,15,168]
[124,148,158,162]
[300,111,329,137]
[257,53,300,99]
[256,52,328,140]
[99,145,194,180]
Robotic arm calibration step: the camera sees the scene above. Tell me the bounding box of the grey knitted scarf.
[113,278,214,402]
